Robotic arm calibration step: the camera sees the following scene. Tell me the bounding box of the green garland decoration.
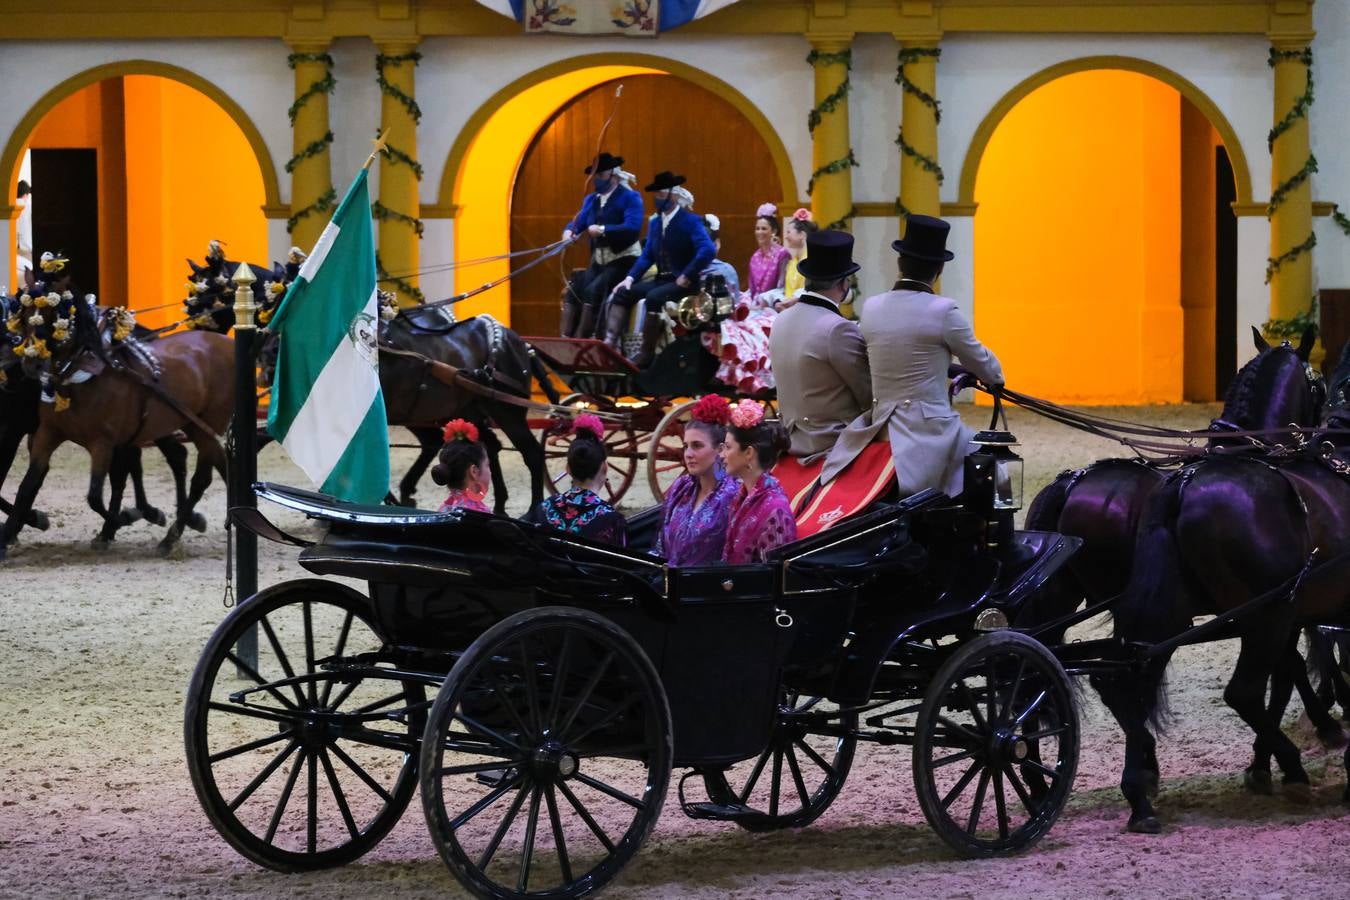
[285,131,334,174]
[894,46,945,210]
[286,52,336,126]
[384,143,424,180]
[1265,46,1316,284]
[375,51,423,123]
[806,149,860,197]
[376,251,425,304]
[371,200,425,238]
[1332,205,1350,237]
[287,186,335,234]
[824,206,858,232]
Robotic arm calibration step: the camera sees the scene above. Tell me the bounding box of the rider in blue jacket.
[608,171,715,367]
[560,152,644,339]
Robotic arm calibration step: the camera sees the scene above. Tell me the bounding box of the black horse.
[1091,342,1350,833]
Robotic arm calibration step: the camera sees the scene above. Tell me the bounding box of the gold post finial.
[364,128,391,171]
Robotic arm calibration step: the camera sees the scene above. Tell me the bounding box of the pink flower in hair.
[728,399,764,429]
[756,202,778,218]
[572,413,605,442]
[792,208,813,222]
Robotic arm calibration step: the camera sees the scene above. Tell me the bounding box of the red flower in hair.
[572,413,605,442]
[690,394,732,426]
[442,418,480,443]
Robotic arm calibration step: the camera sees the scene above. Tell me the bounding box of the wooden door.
[30,149,100,296]
[510,74,785,335]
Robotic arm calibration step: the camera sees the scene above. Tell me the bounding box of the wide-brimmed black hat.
[584,152,624,174]
[892,214,955,262]
[796,229,861,281]
[644,171,686,192]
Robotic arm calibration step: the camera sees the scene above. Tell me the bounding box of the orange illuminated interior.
[451,65,659,324]
[974,70,1221,405]
[17,76,266,329]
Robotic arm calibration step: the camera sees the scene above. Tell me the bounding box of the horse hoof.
[1127,814,1162,834]
[187,512,207,533]
[90,538,111,552]
[32,511,50,531]
[1317,725,1348,749]
[146,508,168,527]
[1243,769,1274,795]
[117,509,144,527]
[1283,780,1313,805]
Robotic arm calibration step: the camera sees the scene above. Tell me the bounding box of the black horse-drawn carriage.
[185,450,1084,897]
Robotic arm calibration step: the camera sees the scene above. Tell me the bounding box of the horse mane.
[1219,348,1270,425]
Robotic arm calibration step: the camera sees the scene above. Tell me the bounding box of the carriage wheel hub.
[531,742,578,781]
[990,728,1027,762]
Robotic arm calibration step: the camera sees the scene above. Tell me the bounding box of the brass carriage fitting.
[231,263,258,331]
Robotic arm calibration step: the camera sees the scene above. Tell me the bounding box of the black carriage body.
[245,483,1078,770]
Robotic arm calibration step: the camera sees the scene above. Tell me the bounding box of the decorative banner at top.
[476,0,743,35]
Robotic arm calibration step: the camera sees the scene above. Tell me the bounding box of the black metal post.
[231,264,259,671]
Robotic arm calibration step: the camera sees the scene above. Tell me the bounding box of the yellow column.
[1267,37,1315,322]
[285,41,335,253]
[806,33,856,231]
[375,39,422,305]
[896,36,942,222]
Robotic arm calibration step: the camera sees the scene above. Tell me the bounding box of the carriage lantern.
[964,429,1023,513]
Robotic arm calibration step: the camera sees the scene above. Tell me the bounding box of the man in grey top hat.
[822,214,1003,496]
[768,229,871,463]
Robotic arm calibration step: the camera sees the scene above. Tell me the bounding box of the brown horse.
[0,295,234,561]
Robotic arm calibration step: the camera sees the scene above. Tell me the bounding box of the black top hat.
[796,230,861,281]
[644,171,687,193]
[892,214,955,262]
[584,152,624,174]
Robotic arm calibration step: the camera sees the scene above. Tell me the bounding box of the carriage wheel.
[420,607,671,900]
[540,395,639,506]
[913,631,1078,858]
[185,582,424,871]
[646,399,698,502]
[703,693,856,832]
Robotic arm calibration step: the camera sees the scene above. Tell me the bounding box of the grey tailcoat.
[821,289,1004,494]
[768,293,872,463]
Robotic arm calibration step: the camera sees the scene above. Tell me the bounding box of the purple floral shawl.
[722,473,798,565]
[653,472,740,566]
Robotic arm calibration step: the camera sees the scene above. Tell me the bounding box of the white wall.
[1312,0,1350,290]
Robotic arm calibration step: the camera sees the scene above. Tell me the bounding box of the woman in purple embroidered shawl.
[654,395,739,566]
[721,400,797,564]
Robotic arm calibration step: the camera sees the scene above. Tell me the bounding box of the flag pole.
[365,129,390,171]
[229,262,259,671]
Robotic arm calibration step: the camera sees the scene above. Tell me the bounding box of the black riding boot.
[630,311,664,369]
[601,304,629,352]
[559,303,579,337]
[577,303,599,340]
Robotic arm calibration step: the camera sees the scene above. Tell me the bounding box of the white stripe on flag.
[298,220,341,283]
[695,0,742,17]
[280,288,381,486]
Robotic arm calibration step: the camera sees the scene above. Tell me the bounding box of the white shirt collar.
[596,183,617,207]
[661,206,679,229]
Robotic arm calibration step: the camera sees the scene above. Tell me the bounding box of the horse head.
[183,245,290,333]
[7,280,96,383]
[1210,326,1325,446]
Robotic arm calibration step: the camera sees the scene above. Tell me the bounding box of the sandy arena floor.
[1,402,1347,899]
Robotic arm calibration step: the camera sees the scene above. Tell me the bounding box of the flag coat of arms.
[475,0,742,34]
[266,169,389,504]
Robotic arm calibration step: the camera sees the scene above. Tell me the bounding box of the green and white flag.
[266,169,389,504]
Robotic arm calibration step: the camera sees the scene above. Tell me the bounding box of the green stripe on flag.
[319,396,390,503]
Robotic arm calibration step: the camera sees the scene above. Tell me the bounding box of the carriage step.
[682,801,774,826]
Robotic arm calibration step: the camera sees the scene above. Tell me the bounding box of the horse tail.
[529,351,560,405]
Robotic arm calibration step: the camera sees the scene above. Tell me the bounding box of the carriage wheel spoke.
[319,748,360,840]
[737,747,773,805]
[936,715,983,745]
[930,747,981,769]
[351,692,409,715]
[302,601,317,705]
[486,671,533,741]
[306,750,318,853]
[785,745,811,810]
[519,639,543,738]
[556,779,614,852]
[545,633,574,734]
[1022,724,1068,742]
[449,773,523,830]
[517,783,543,893]
[794,739,838,779]
[208,700,294,726]
[986,657,999,724]
[558,652,613,739]
[319,612,355,708]
[325,677,363,713]
[768,749,783,818]
[574,772,645,810]
[438,759,524,778]
[227,739,299,811]
[1019,757,1062,783]
[328,742,394,804]
[1000,658,1028,724]
[210,727,293,764]
[966,768,991,835]
[258,616,306,708]
[264,749,306,844]
[478,780,531,871]
[224,653,298,712]
[1013,689,1048,727]
[993,768,1011,840]
[455,712,528,754]
[940,760,982,811]
[955,679,987,732]
[1002,763,1038,815]
[545,785,573,885]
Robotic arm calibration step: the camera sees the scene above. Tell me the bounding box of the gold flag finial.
[364,128,391,171]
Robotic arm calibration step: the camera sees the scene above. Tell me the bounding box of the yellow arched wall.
[959,55,1252,206]
[439,54,800,324]
[974,70,1187,404]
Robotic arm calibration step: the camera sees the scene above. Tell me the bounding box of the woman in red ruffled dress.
[433,419,492,513]
[701,202,788,395]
